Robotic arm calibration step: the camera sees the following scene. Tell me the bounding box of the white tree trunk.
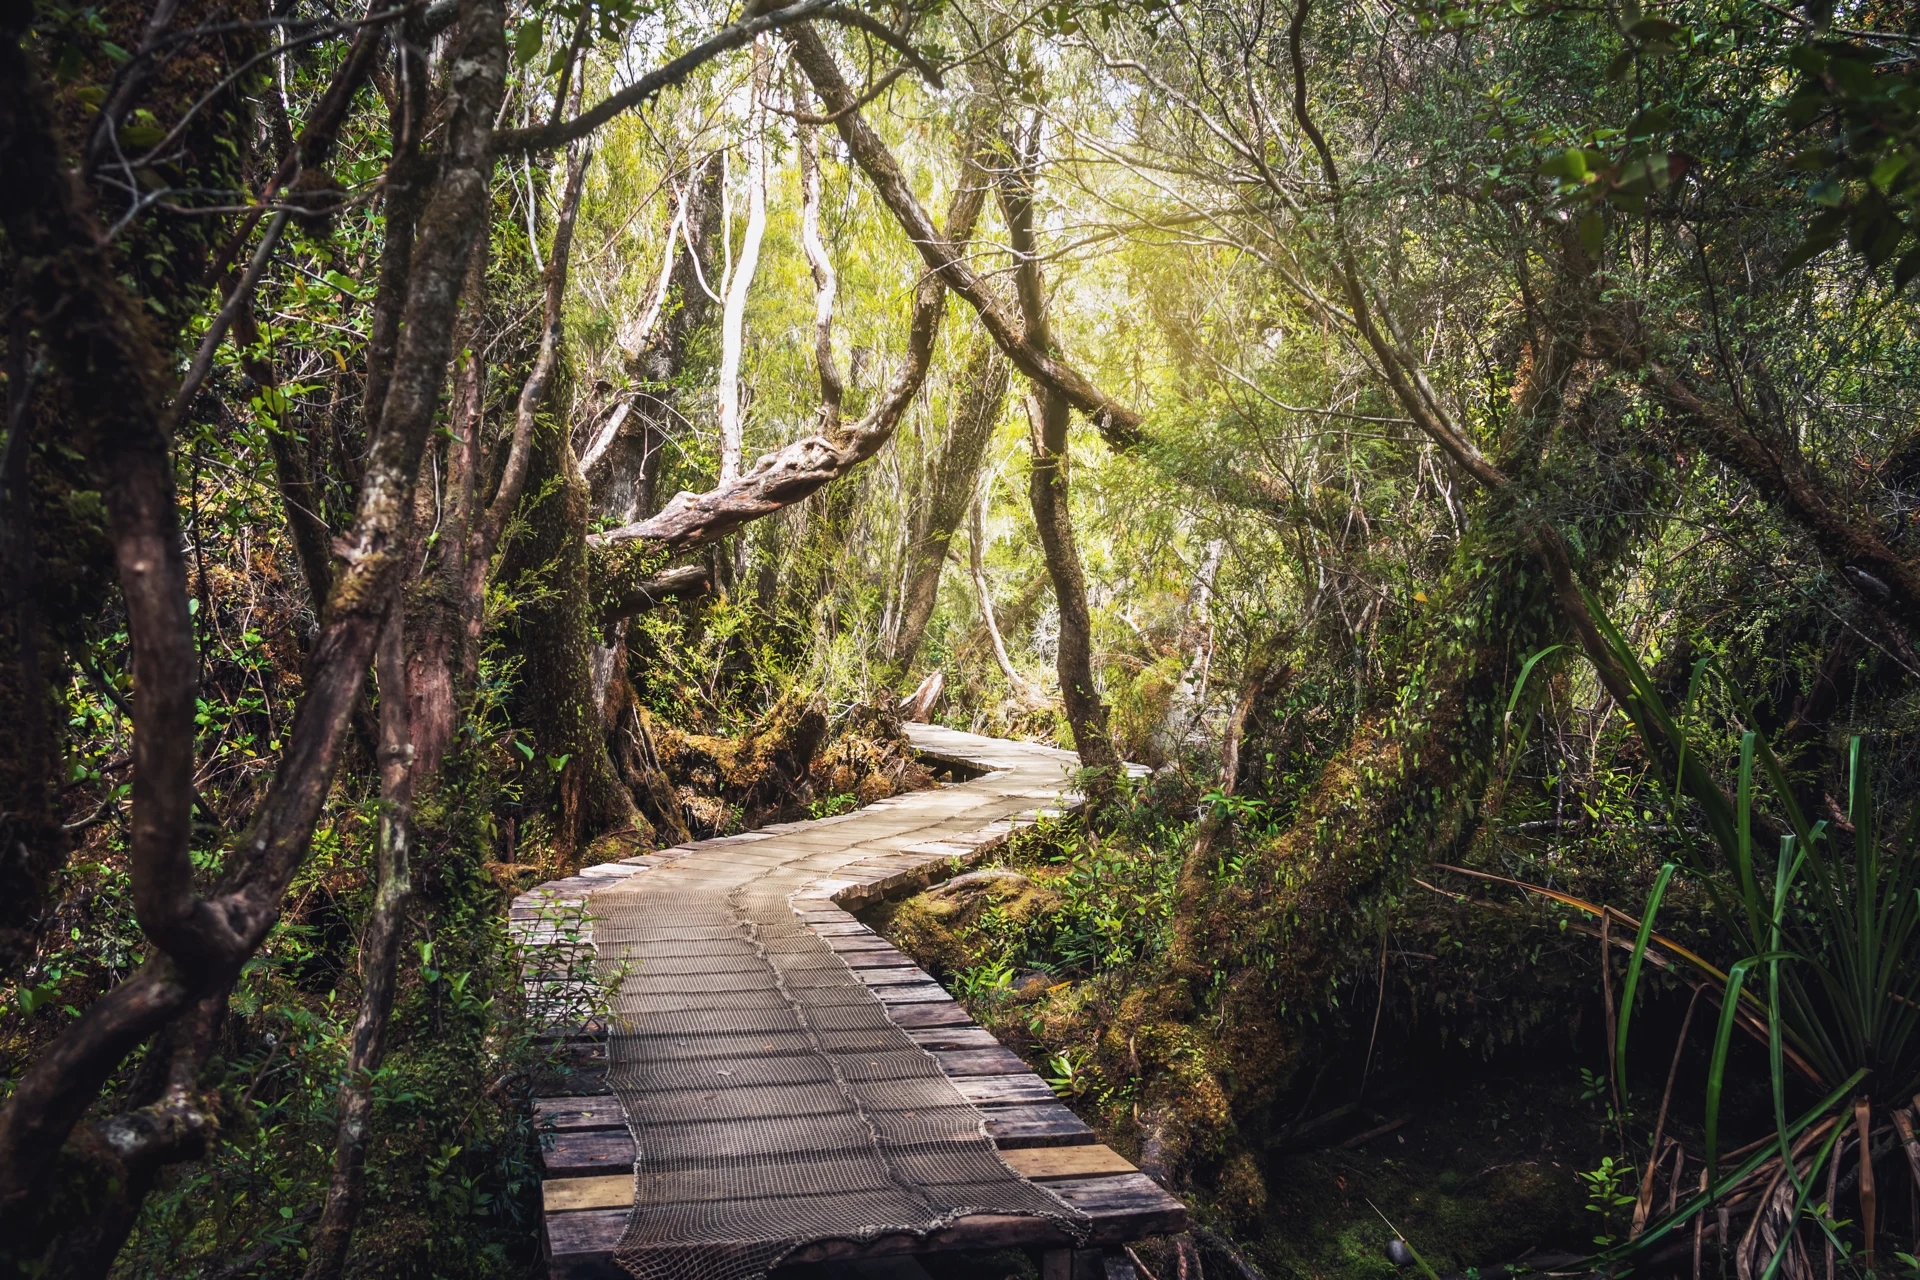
[716,39,769,486]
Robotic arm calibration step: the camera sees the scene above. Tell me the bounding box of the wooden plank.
[870,983,954,1004]
[1048,1173,1189,1236]
[542,1129,635,1177]
[545,1175,633,1212]
[1000,1145,1136,1181]
[932,1047,1031,1076]
[951,1075,1055,1104]
[905,1025,999,1050]
[981,1102,1097,1148]
[823,934,895,952]
[838,948,914,970]
[883,1001,974,1029]
[855,966,936,987]
[534,1096,623,1130]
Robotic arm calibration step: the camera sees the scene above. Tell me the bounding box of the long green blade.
[1615,862,1676,1097]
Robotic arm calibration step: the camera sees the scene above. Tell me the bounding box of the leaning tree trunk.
[888,334,1010,672]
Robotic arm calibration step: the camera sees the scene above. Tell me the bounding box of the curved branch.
[590,122,991,570]
[789,26,1147,450]
[492,1,940,156]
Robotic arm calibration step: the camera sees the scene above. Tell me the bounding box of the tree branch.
[490,0,940,156]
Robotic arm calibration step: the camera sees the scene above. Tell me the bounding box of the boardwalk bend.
[513,724,1186,1280]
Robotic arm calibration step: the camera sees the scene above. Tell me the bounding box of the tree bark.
[0,296,68,986]
[716,40,769,487]
[994,118,1123,782]
[795,81,843,429]
[968,481,1038,702]
[888,335,1009,671]
[0,0,505,1246]
[302,604,415,1280]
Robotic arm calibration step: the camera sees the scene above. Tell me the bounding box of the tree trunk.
[794,83,843,429]
[494,133,647,859]
[1025,389,1121,778]
[593,154,723,525]
[716,39,769,488]
[993,118,1122,783]
[302,604,415,1280]
[0,303,71,986]
[888,335,1009,671]
[967,484,1038,702]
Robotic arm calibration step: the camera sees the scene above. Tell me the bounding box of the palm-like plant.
[1460,592,1920,1277]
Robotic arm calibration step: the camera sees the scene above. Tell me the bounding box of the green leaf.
[513,19,544,65]
[547,753,573,772]
[512,739,534,761]
[1626,16,1683,40]
[1578,209,1605,257]
[1615,863,1676,1095]
[100,40,130,63]
[1893,246,1920,291]
[323,269,363,298]
[1870,153,1909,193]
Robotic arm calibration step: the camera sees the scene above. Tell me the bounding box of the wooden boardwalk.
[514,724,1184,1279]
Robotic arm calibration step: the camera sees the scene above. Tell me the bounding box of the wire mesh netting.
[593,846,1087,1280]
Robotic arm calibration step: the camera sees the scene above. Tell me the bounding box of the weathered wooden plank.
[950,1075,1055,1104]
[980,1102,1097,1148]
[534,1096,624,1130]
[837,947,914,970]
[1001,1145,1136,1181]
[1047,1173,1188,1234]
[869,985,955,1004]
[542,1129,635,1177]
[881,1001,973,1029]
[545,1175,633,1212]
[931,1047,1030,1076]
[823,934,895,952]
[855,966,936,987]
[904,1025,999,1050]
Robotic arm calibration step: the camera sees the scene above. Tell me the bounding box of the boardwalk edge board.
[516,725,1184,1278]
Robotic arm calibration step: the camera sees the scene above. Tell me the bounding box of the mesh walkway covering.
[592,838,1087,1280]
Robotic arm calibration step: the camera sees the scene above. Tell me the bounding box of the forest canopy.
[5,0,1920,1273]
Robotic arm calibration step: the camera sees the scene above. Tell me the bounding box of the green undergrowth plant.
[1466,593,1920,1277]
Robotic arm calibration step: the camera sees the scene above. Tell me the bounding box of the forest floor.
[867,884,1616,1280]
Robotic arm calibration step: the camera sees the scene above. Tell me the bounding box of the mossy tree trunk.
[888,335,1010,673]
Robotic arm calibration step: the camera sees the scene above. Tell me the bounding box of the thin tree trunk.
[889,335,1009,670]
[795,82,842,429]
[968,482,1036,701]
[1025,389,1121,778]
[993,118,1122,784]
[716,39,769,486]
[497,127,648,855]
[302,604,415,1280]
